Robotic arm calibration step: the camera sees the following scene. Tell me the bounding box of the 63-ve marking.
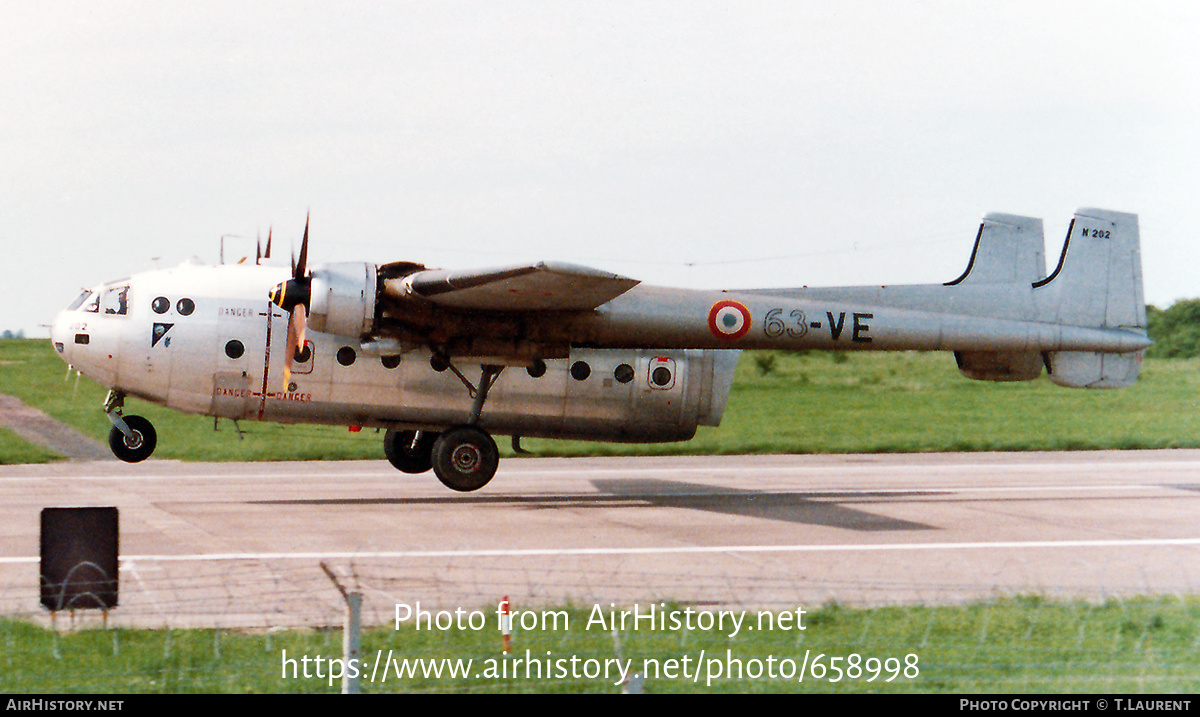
[763,309,872,343]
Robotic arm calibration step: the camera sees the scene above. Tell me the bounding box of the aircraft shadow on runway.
[585,479,935,531]
[252,478,937,532]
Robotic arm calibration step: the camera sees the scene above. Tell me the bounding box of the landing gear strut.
[104,390,157,463]
[389,360,506,492]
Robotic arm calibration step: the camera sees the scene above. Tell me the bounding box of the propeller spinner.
[269,216,311,389]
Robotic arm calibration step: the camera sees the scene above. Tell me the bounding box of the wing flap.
[389,261,639,311]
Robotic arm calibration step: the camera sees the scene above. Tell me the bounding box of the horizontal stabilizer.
[1046,350,1143,389]
[955,350,1044,382]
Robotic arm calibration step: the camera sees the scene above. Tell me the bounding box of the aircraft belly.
[245,346,705,443]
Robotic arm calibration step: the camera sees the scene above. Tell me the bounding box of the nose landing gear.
[104,390,157,463]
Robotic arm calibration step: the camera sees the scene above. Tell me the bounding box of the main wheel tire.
[108,415,157,463]
[383,429,437,474]
[431,426,499,492]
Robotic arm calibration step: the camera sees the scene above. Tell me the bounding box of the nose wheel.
[108,415,157,463]
[430,426,498,492]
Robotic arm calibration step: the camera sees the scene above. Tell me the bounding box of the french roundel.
[707,300,752,340]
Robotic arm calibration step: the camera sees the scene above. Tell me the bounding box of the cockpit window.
[102,285,130,316]
[82,291,100,313]
[67,290,93,311]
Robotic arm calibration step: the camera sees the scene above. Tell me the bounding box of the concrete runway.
[2,450,1199,627]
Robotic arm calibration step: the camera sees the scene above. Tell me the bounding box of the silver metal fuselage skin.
[578,282,1150,355]
[50,263,739,444]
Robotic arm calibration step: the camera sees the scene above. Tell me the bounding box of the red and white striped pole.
[500,596,512,654]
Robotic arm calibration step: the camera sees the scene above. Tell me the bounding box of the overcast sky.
[3,1,1197,337]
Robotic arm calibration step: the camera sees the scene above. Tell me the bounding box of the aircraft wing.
[393,261,640,311]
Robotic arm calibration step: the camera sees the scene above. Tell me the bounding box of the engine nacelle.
[308,262,377,337]
[954,350,1044,382]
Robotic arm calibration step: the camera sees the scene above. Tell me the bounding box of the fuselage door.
[213,301,272,419]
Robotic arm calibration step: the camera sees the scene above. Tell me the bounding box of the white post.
[343,592,362,694]
[320,562,362,695]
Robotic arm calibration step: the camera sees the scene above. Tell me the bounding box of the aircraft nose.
[50,311,71,359]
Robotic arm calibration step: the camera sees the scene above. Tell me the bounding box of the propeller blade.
[265,227,273,260]
[295,214,309,280]
[294,303,308,352]
[283,303,308,391]
[284,310,297,389]
[276,215,312,391]
[256,230,262,265]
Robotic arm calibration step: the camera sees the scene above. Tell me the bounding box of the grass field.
[2,339,1198,462]
[3,339,1198,694]
[0,427,58,464]
[4,596,1198,693]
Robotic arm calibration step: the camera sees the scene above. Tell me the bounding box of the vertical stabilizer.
[1035,209,1145,330]
[945,213,1046,286]
[1037,209,1147,388]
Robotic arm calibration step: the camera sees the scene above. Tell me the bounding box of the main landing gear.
[383,426,499,492]
[383,429,437,474]
[382,361,507,492]
[104,390,157,463]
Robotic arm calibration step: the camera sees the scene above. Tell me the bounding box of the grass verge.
[3,596,1197,693]
[0,427,60,464]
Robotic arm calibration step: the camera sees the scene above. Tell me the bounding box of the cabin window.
[614,364,634,384]
[225,340,245,359]
[152,297,170,314]
[570,361,591,381]
[102,286,130,316]
[176,298,195,316]
[337,346,357,366]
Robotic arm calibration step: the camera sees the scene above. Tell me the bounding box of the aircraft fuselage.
[51,262,738,445]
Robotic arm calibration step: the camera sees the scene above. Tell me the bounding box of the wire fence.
[2,552,1199,693]
[5,546,1200,631]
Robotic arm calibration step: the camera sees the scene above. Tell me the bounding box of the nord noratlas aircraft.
[50,208,1150,491]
